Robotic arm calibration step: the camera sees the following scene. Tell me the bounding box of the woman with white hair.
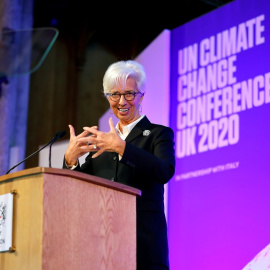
[64,60,175,270]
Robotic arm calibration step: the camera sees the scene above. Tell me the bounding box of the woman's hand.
[64,124,97,165]
[79,117,126,158]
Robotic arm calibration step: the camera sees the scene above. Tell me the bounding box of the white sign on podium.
[0,193,14,252]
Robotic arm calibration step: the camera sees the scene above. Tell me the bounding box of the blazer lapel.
[125,116,152,143]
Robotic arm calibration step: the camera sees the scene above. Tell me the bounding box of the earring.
[139,104,142,113]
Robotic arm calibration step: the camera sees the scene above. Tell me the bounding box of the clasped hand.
[65,118,125,165]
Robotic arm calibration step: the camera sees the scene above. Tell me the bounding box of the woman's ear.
[140,93,144,102]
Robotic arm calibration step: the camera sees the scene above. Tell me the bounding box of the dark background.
[33,0,234,59]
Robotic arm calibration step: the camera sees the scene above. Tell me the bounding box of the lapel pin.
[143,130,151,136]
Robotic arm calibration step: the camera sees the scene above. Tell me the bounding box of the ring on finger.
[93,144,97,149]
[87,141,91,145]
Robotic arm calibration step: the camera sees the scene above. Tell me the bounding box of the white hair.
[103,60,146,94]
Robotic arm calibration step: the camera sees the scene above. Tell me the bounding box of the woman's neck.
[118,114,142,133]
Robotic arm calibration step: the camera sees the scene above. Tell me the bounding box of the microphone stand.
[49,141,53,168]
[5,130,66,174]
[6,139,55,174]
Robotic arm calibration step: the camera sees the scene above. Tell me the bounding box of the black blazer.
[64,116,175,268]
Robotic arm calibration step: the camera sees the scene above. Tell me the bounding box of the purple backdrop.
[168,0,270,269]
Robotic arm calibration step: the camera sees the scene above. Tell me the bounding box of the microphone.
[49,130,66,168]
[5,130,66,174]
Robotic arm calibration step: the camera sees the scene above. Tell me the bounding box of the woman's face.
[107,78,144,126]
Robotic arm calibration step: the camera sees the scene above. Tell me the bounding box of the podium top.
[0,167,141,196]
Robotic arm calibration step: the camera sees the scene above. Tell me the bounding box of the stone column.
[0,0,33,175]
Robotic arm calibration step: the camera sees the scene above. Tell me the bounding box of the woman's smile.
[118,108,129,113]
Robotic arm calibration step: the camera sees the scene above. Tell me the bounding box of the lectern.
[0,167,141,270]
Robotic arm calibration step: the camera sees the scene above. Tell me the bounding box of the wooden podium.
[0,167,141,270]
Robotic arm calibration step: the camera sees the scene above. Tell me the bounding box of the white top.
[116,115,145,139]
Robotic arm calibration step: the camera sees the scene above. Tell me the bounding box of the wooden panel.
[0,174,43,270]
[0,168,139,270]
[42,174,136,270]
